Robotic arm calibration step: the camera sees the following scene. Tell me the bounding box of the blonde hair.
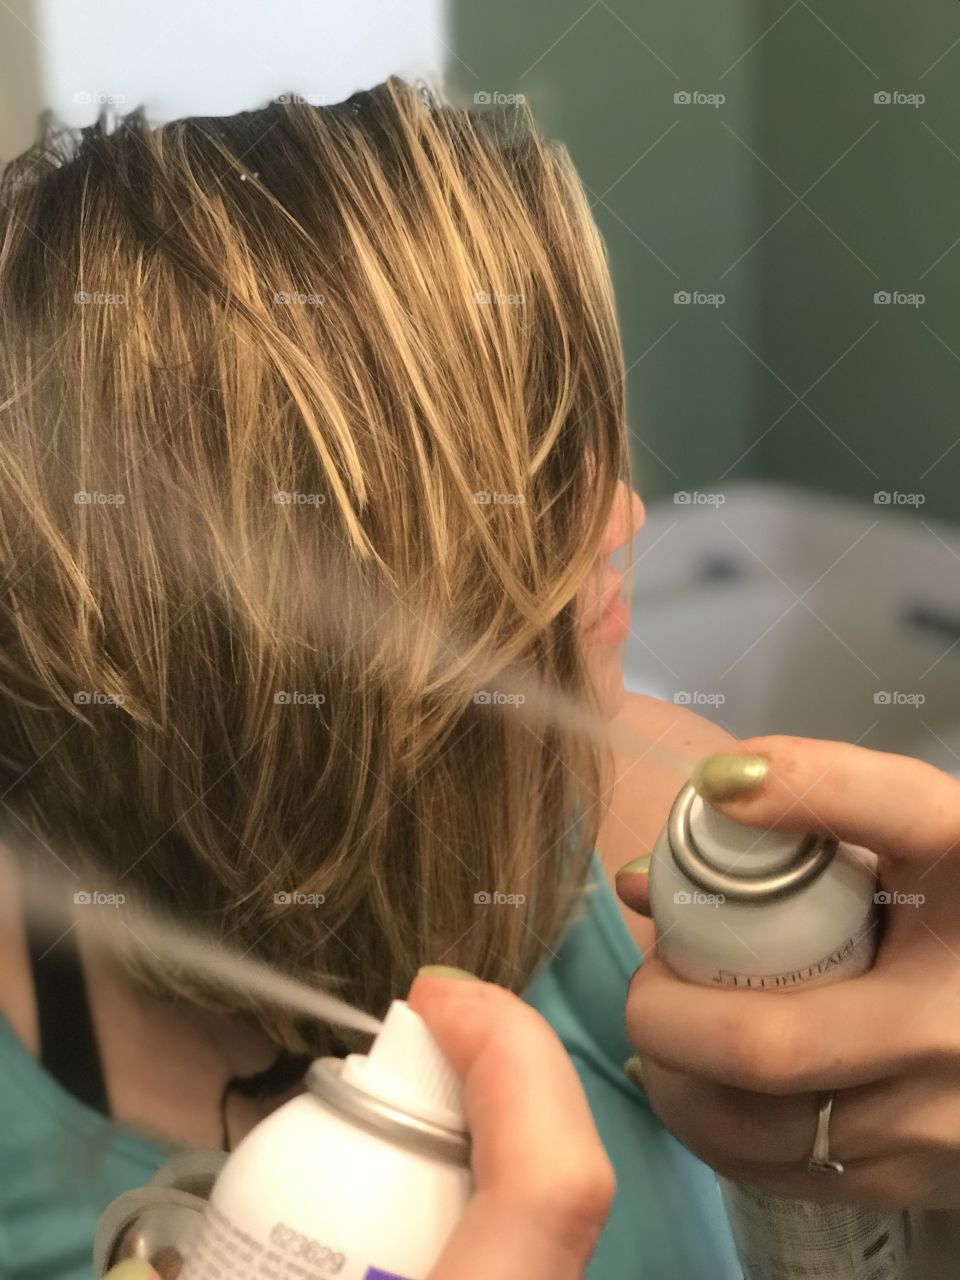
[0,78,627,1049]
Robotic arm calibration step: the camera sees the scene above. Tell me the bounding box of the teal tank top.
[524,855,741,1278]
[0,855,741,1279]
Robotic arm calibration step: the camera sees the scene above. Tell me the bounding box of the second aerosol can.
[96,1000,472,1280]
[648,780,910,1280]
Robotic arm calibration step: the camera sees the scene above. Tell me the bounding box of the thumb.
[613,853,652,917]
[409,967,614,1280]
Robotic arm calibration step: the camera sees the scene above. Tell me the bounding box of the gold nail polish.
[690,753,768,802]
[624,1056,646,1091]
[104,1261,158,1280]
[615,853,652,878]
[417,965,480,982]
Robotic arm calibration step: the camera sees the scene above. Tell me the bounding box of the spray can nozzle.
[338,999,467,1134]
[666,782,836,902]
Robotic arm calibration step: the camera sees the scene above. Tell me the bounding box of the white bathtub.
[622,483,960,773]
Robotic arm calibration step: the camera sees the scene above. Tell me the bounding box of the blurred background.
[2,0,958,766]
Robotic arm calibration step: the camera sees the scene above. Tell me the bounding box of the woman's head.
[0,78,630,1047]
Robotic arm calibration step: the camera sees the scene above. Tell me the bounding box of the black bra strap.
[22,885,110,1116]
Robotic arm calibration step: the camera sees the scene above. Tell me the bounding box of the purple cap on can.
[364,1269,415,1280]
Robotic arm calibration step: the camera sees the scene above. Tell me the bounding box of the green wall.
[449,1,960,520]
[752,1,960,518]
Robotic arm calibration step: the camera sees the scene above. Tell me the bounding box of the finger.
[696,737,960,865]
[625,951,951,1092]
[614,864,650,916]
[409,971,615,1280]
[639,1062,942,1212]
[640,1057,959,1169]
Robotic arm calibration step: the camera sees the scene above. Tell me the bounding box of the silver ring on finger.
[808,1091,844,1176]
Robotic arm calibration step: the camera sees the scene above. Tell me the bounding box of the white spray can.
[163,1000,473,1280]
[648,781,911,1280]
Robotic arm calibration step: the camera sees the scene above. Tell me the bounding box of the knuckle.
[743,734,807,777]
[718,1003,811,1093]
[925,802,960,856]
[899,1097,958,1159]
[927,1014,960,1064]
[745,734,848,811]
[899,985,960,1064]
[528,1151,617,1245]
[566,1151,617,1225]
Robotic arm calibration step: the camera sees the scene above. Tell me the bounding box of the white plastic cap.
[339,999,466,1133]
[689,793,804,875]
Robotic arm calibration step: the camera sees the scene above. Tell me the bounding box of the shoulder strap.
[21,880,110,1116]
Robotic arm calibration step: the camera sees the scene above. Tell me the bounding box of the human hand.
[106,973,615,1280]
[618,737,960,1211]
[410,967,615,1279]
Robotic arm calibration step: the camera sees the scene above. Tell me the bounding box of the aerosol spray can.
[648,781,911,1280]
[95,1000,472,1280]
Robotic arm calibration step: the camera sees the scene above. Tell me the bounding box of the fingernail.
[624,1056,645,1091]
[691,753,768,802]
[615,853,651,879]
[417,965,480,982]
[105,1261,158,1280]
